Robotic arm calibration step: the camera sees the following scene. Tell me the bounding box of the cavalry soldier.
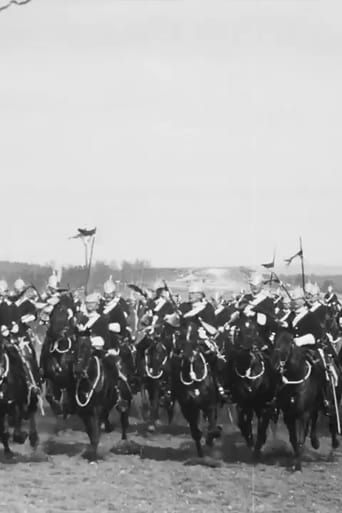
[77,292,129,411]
[101,276,130,340]
[0,280,14,334]
[280,286,336,413]
[0,279,41,398]
[237,272,278,349]
[324,285,340,310]
[178,281,227,400]
[150,281,175,332]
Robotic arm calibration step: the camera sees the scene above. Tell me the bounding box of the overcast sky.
[0,0,341,269]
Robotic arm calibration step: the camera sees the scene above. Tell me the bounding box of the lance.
[299,236,306,295]
[84,231,96,296]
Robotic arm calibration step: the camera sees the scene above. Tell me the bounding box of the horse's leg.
[254,407,271,459]
[328,410,340,450]
[12,405,27,444]
[310,409,320,450]
[28,409,39,449]
[146,380,157,433]
[286,414,308,471]
[237,406,254,448]
[82,411,100,461]
[45,380,63,416]
[205,404,222,447]
[120,405,130,441]
[179,402,203,457]
[0,413,13,458]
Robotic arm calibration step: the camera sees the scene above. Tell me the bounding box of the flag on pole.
[69,228,97,239]
[262,248,276,269]
[284,248,303,266]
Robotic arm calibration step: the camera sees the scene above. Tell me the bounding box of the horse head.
[271,330,294,373]
[145,334,170,380]
[49,295,75,340]
[74,335,93,380]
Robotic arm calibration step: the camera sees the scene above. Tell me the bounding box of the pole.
[299,236,306,294]
[85,234,96,296]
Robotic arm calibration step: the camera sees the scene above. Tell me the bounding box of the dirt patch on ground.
[0,406,341,513]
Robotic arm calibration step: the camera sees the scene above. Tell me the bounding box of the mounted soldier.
[279,286,338,413]
[236,272,278,351]
[177,281,227,400]
[77,292,129,411]
[0,279,41,402]
[324,285,341,311]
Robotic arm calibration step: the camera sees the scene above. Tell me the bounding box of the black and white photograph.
[0,1,342,512]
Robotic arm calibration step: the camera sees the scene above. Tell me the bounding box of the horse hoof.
[13,431,28,445]
[332,438,340,449]
[29,432,39,449]
[4,450,14,460]
[82,448,97,462]
[147,424,156,433]
[311,437,320,450]
[293,463,302,472]
[104,421,115,433]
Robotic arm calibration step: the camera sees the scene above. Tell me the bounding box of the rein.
[0,352,9,385]
[180,351,208,386]
[280,360,312,385]
[144,343,168,380]
[235,359,265,381]
[49,336,73,354]
[75,355,103,408]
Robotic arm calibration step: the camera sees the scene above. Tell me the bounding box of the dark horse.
[41,295,76,418]
[139,323,175,432]
[172,319,221,457]
[226,315,276,458]
[73,336,130,461]
[0,336,41,458]
[272,330,342,471]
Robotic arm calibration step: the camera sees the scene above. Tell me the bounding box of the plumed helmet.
[305,282,314,295]
[188,281,204,294]
[292,287,304,301]
[103,275,116,294]
[14,278,26,293]
[85,292,101,304]
[153,280,165,291]
[0,280,8,294]
[328,285,333,293]
[249,272,264,287]
[48,274,59,290]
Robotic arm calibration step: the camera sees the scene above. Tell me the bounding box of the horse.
[138,323,175,432]
[272,330,342,471]
[226,315,277,458]
[73,335,130,461]
[0,336,41,458]
[40,294,77,418]
[171,319,221,457]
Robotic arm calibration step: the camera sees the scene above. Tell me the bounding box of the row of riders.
[0,272,341,468]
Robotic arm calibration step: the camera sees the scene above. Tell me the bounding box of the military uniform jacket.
[287,307,323,341]
[179,300,217,328]
[77,312,112,350]
[152,297,174,321]
[324,292,340,308]
[11,297,37,337]
[101,297,127,336]
[0,299,15,330]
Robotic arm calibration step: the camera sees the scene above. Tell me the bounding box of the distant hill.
[0,260,342,295]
